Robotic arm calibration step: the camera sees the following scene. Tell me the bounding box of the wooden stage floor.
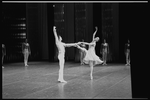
[2,62,132,99]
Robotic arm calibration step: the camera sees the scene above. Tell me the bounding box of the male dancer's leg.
[58,55,67,83]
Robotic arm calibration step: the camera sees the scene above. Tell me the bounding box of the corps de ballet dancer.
[53,26,77,83]
[77,26,103,80]
[22,39,31,67]
[125,39,130,66]
[79,39,86,65]
[2,44,6,68]
[101,39,109,65]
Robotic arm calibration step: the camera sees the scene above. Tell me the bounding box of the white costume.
[22,42,31,66]
[77,27,103,79]
[83,42,103,66]
[53,26,76,83]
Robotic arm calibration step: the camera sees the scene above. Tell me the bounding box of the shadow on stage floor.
[2,61,132,99]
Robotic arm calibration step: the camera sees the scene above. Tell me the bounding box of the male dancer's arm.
[64,43,77,47]
[92,26,98,41]
[53,26,59,43]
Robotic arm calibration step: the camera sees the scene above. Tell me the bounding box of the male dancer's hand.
[53,26,56,31]
[95,26,98,30]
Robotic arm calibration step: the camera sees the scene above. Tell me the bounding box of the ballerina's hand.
[74,43,77,47]
[78,42,83,44]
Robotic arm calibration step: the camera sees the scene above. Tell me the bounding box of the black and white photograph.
[2,1,148,99]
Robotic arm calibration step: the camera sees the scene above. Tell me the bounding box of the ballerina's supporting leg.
[89,61,94,80]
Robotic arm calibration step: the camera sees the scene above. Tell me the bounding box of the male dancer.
[53,26,77,83]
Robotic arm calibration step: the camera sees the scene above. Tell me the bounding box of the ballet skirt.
[83,42,103,65]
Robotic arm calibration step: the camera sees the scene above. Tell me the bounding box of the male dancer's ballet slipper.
[58,79,67,83]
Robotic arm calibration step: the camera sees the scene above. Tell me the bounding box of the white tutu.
[83,43,103,65]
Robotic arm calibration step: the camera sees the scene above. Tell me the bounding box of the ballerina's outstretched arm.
[78,41,90,45]
[92,26,98,41]
[76,44,87,52]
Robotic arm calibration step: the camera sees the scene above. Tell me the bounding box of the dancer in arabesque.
[53,26,78,83]
[77,26,103,80]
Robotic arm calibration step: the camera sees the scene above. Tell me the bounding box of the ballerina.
[78,26,103,80]
[22,39,31,67]
[53,26,77,83]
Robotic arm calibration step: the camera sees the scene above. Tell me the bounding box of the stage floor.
[2,62,132,99]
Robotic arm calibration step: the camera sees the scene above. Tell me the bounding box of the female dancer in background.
[2,44,6,68]
[80,39,86,65]
[101,39,109,65]
[125,39,130,66]
[22,39,31,67]
[78,26,103,80]
[53,26,77,83]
